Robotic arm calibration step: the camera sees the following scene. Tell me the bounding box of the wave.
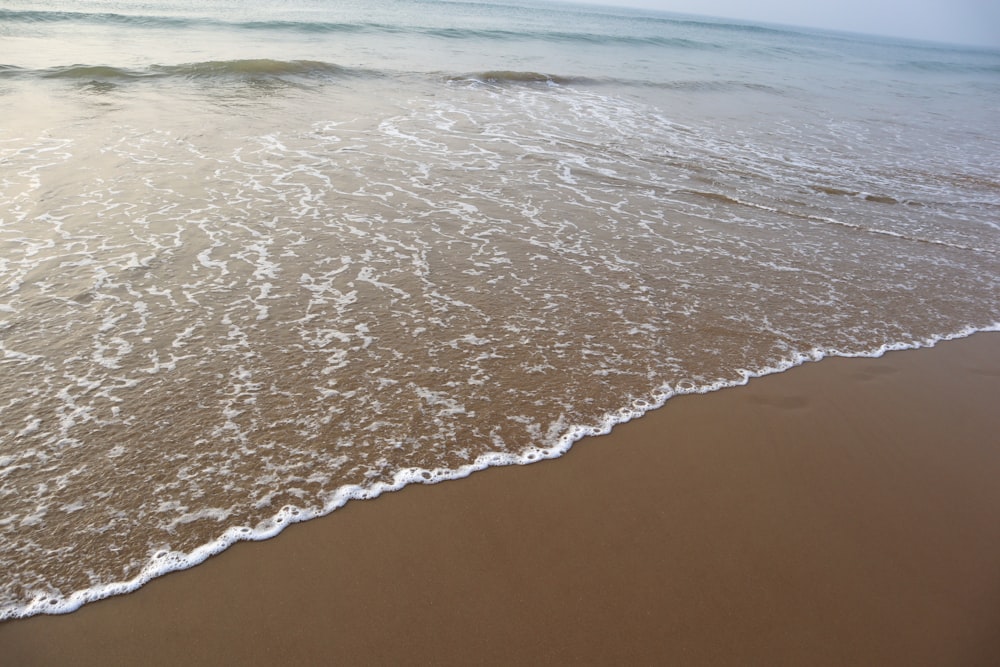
[5,60,367,83]
[4,60,794,98]
[10,62,586,88]
[0,8,196,27]
[0,7,721,49]
[448,71,788,95]
[682,186,999,255]
[895,59,1000,74]
[155,59,356,79]
[39,65,154,81]
[448,70,596,86]
[655,79,787,94]
[0,8,401,34]
[427,26,717,48]
[3,322,996,621]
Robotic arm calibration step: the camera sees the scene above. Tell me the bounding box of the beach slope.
[3,333,1000,665]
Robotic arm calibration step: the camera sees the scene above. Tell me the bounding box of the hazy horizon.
[567,0,1000,48]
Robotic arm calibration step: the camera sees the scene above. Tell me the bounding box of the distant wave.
[0,8,192,27]
[0,8,721,49]
[0,8,386,33]
[427,26,716,48]
[653,79,787,94]
[896,59,1000,74]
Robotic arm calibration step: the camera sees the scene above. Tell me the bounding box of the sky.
[576,0,1000,48]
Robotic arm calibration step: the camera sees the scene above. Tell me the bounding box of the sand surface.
[3,332,1000,665]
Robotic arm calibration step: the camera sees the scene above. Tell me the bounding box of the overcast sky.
[576,0,1000,48]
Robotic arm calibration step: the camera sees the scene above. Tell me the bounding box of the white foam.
[196,249,229,275]
[4,323,996,622]
[3,67,999,623]
[17,417,42,438]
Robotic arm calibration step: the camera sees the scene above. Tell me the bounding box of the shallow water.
[1,0,998,618]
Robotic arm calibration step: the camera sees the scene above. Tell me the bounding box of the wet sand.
[3,332,1000,665]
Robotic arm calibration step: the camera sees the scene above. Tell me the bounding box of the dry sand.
[3,332,1000,666]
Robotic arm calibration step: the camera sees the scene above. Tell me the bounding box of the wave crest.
[23,60,360,84]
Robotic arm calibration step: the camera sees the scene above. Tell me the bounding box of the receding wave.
[686,188,997,254]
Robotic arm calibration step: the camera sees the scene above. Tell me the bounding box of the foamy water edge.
[4,322,997,621]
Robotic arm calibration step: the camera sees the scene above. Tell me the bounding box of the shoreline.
[2,330,997,623]
[3,332,1000,665]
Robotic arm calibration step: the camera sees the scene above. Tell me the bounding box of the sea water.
[1,0,998,618]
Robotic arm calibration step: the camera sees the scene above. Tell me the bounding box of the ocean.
[1,0,998,619]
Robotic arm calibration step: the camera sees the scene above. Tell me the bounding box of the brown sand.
[3,332,1000,666]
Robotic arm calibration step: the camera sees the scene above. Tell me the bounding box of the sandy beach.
[4,3,999,664]
[3,332,1000,665]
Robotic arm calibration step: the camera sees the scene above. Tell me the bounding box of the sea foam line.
[2,322,997,622]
